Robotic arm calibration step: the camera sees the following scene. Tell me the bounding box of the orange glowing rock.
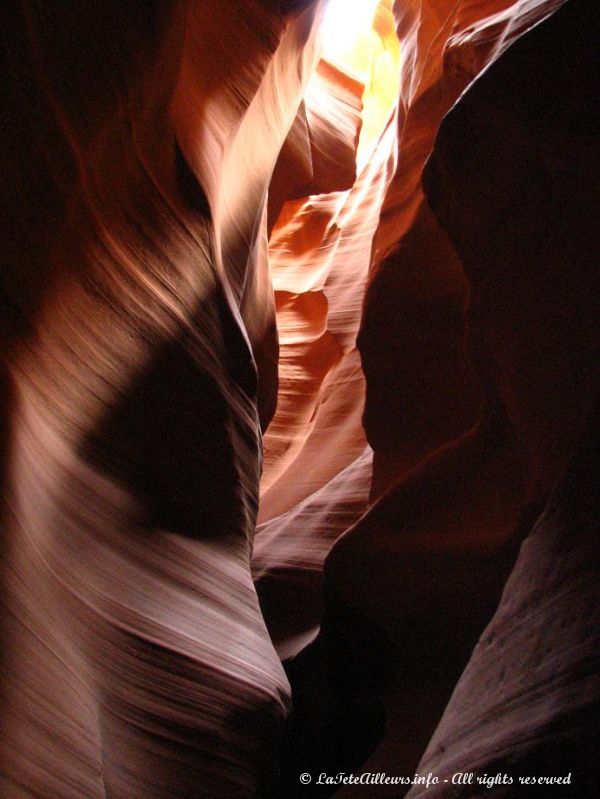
[2,0,596,796]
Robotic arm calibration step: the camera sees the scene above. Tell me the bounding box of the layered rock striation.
[1,0,598,797]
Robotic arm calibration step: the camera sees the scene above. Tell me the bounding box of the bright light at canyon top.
[320,0,400,171]
[321,0,381,80]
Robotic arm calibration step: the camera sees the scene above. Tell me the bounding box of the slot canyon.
[1,0,598,796]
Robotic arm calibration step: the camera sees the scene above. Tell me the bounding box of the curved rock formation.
[255,0,400,663]
[271,0,598,793]
[2,0,598,796]
[406,1,600,792]
[1,2,325,797]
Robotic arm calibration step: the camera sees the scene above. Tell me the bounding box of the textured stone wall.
[1,0,597,797]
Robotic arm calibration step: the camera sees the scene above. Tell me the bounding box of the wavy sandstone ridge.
[1,0,598,797]
[1,3,324,797]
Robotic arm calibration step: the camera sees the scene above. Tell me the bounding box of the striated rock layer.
[407,0,600,793]
[1,0,598,796]
[255,0,401,662]
[270,0,598,795]
[1,2,326,797]
[324,0,599,795]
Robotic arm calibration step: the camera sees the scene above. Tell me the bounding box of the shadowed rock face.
[1,2,325,796]
[1,1,598,798]
[407,1,600,793]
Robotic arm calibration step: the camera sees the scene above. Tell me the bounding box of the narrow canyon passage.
[1,1,598,798]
